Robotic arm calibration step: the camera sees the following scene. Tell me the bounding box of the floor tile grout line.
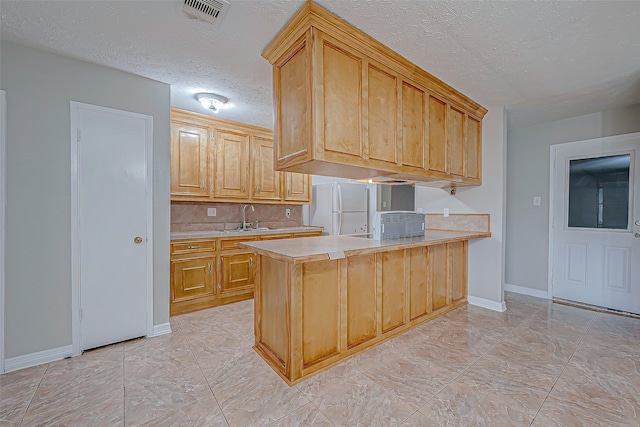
[20,362,50,424]
[408,305,544,421]
[175,314,232,427]
[527,307,598,427]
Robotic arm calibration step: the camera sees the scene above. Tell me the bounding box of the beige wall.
[415,106,506,308]
[505,104,640,293]
[1,41,171,359]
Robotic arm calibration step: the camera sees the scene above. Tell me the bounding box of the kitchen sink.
[230,227,272,232]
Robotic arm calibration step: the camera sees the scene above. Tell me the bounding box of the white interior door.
[551,133,640,314]
[73,102,152,351]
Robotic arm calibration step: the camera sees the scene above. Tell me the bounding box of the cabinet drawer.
[171,240,217,254]
[219,236,258,251]
[260,234,292,240]
[292,232,322,238]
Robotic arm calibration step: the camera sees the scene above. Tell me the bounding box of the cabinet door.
[447,106,465,177]
[466,117,481,180]
[170,123,209,197]
[428,95,447,174]
[321,35,363,159]
[367,64,398,167]
[252,136,281,201]
[284,172,310,202]
[401,81,426,171]
[214,130,250,199]
[429,244,448,311]
[171,257,216,302]
[449,242,467,303]
[220,252,255,294]
[380,250,406,333]
[409,246,430,320]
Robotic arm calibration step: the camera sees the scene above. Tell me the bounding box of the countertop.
[170,226,324,240]
[240,230,491,263]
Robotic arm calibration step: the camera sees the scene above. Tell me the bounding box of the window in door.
[567,154,630,229]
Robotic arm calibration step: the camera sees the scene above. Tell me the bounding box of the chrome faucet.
[242,204,255,230]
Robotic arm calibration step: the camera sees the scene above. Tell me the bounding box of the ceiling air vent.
[182,0,229,26]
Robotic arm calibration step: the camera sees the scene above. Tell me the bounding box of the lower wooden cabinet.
[220,252,255,295]
[172,257,216,302]
[170,231,320,316]
[255,240,469,384]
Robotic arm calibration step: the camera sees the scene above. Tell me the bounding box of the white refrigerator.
[310,182,368,235]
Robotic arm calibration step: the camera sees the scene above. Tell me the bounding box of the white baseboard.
[151,323,172,337]
[468,296,507,312]
[504,283,550,299]
[4,344,74,373]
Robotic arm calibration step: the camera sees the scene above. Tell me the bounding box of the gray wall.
[505,104,640,292]
[1,41,171,359]
[416,106,506,306]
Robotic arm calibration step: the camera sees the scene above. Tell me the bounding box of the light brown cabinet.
[252,136,281,201]
[213,130,250,199]
[170,108,311,204]
[253,239,470,385]
[283,172,310,202]
[262,1,487,188]
[170,124,210,197]
[170,230,321,316]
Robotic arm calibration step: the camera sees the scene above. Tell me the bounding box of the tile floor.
[1,292,640,426]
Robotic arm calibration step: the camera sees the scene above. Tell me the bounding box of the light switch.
[533,196,541,206]
[443,208,449,217]
[207,208,217,216]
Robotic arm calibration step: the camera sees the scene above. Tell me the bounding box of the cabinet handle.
[188,245,201,249]
[255,185,259,193]
[242,184,245,192]
[201,180,205,190]
[207,262,211,272]
[249,257,253,267]
[288,188,291,195]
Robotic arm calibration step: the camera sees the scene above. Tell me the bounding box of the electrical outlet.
[285,208,291,219]
[382,201,387,208]
[207,208,217,217]
[443,208,449,217]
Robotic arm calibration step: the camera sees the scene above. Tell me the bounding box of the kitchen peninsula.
[241,215,491,384]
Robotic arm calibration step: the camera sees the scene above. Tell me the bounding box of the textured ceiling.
[2,0,640,131]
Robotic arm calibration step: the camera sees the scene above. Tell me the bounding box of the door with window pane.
[552,133,640,314]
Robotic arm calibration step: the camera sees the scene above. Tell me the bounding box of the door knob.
[134,236,143,244]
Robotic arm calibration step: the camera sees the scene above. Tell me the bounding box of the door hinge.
[79,308,83,321]
[77,129,81,142]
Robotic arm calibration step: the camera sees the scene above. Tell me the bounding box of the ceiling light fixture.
[195,93,228,113]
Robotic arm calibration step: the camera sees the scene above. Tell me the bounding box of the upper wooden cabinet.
[170,108,311,204]
[214,129,250,199]
[170,124,209,197]
[284,172,310,202]
[252,136,281,201]
[262,1,487,188]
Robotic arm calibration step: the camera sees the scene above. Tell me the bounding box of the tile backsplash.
[171,202,303,232]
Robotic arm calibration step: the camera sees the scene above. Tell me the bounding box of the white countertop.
[240,230,491,263]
